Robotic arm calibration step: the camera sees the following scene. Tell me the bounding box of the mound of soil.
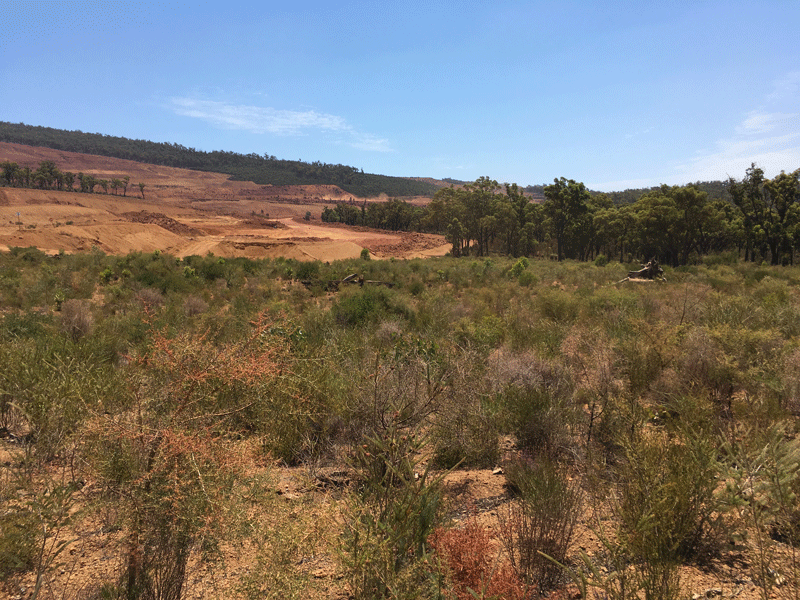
[121,211,201,236]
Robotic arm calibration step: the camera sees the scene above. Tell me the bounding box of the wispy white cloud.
[169,97,347,134]
[349,132,392,152]
[624,126,654,140]
[767,70,800,103]
[676,132,800,182]
[735,110,797,136]
[168,97,391,151]
[674,73,800,182]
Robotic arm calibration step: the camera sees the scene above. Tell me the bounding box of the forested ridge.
[322,168,799,267]
[0,121,436,198]
[3,122,798,267]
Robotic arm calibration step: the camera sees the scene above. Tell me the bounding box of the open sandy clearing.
[0,143,447,260]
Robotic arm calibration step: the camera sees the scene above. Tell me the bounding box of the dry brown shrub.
[136,287,164,308]
[560,329,616,399]
[60,298,94,340]
[430,517,530,600]
[781,348,800,416]
[559,329,624,447]
[85,312,289,600]
[658,283,712,326]
[489,347,577,460]
[487,347,572,397]
[183,295,208,317]
[676,327,735,405]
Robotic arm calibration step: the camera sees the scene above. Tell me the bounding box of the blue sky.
[2,1,798,192]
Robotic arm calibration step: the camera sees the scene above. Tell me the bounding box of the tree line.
[0,121,436,198]
[0,159,146,198]
[321,198,426,231]
[322,165,800,266]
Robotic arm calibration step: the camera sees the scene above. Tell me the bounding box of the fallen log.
[300,273,395,291]
[615,259,667,284]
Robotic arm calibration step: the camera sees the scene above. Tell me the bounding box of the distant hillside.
[0,121,437,199]
[602,180,732,204]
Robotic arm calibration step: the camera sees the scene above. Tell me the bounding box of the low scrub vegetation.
[1,249,800,599]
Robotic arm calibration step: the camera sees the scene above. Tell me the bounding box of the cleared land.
[0,142,448,261]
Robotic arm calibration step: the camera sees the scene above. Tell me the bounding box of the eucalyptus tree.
[447,217,466,257]
[729,165,800,264]
[1,161,19,185]
[670,185,710,265]
[543,177,591,261]
[462,176,502,256]
[496,183,533,256]
[422,187,457,234]
[20,166,31,187]
[728,165,768,262]
[33,160,59,189]
[763,169,800,264]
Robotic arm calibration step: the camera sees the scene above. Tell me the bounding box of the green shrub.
[0,311,52,342]
[535,288,579,324]
[720,423,800,596]
[510,257,529,278]
[0,509,40,578]
[517,270,538,287]
[9,246,47,264]
[332,286,412,327]
[0,334,126,461]
[430,351,500,468]
[498,457,582,590]
[0,478,78,588]
[408,278,425,296]
[615,428,722,599]
[617,336,665,399]
[293,260,320,280]
[340,423,445,600]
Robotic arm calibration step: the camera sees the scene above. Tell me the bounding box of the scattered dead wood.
[615,258,667,284]
[301,273,396,291]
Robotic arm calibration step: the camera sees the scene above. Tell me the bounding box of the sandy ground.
[0,142,447,261]
[0,435,780,600]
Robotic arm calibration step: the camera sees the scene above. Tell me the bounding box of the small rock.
[492,467,503,475]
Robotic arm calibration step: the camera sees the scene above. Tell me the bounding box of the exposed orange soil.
[0,142,448,261]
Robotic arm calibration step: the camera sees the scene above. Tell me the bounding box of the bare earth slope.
[0,142,448,260]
